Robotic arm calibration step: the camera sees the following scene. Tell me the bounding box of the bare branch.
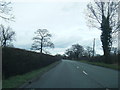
[31,29,54,53]
[0,1,14,21]
[87,4,101,24]
[0,24,15,47]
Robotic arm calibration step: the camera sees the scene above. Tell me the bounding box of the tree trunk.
[40,38,43,53]
[40,44,42,53]
[3,39,6,47]
[101,15,112,64]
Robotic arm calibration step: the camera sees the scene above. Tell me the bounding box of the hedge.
[2,47,60,79]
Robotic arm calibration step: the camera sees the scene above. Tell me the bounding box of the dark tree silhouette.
[0,1,15,47]
[31,29,54,53]
[65,44,84,59]
[87,0,119,63]
[72,44,84,59]
[111,47,118,55]
[65,48,75,59]
[0,24,15,47]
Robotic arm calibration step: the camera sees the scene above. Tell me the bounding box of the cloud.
[62,2,87,12]
[10,2,103,55]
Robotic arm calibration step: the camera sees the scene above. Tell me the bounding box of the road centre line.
[83,71,88,75]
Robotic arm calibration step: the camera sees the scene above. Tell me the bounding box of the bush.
[89,55,118,64]
[2,47,60,79]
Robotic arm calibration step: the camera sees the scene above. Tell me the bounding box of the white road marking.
[83,71,88,75]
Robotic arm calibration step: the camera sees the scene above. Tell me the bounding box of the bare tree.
[31,29,54,53]
[0,24,15,47]
[111,47,118,55]
[86,46,93,58]
[86,0,119,63]
[0,1,14,21]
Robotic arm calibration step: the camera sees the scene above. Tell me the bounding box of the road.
[25,60,119,88]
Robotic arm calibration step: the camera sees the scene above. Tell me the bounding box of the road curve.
[25,59,119,88]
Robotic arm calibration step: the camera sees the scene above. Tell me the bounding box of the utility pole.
[118,2,120,54]
[93,38,95,57]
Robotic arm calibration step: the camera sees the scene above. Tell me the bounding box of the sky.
[3,0,104,55]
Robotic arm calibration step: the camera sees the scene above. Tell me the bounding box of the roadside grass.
[2,60,61,88]
[80,60,120,70]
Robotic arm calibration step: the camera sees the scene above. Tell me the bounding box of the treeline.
[2,47,61,79]
[56,44,119,64]
[65,44,93,60]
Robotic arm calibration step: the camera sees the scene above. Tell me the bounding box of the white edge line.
[83,71,88,75]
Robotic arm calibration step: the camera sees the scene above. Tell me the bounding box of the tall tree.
[87,0,119,63]
[31,29,54,53]
[0,1,14,21]
[0,1,15,48]
[0,24,15,47]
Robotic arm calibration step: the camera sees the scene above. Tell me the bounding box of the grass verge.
[2,60,61,88]
[80,60,120,70]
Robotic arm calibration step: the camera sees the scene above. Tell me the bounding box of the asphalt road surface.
[25,60,119,88]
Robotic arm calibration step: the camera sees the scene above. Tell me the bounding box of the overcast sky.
[5,1,104,55]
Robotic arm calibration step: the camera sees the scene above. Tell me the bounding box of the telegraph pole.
[118,2,120,54]
[93,38,95,57]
